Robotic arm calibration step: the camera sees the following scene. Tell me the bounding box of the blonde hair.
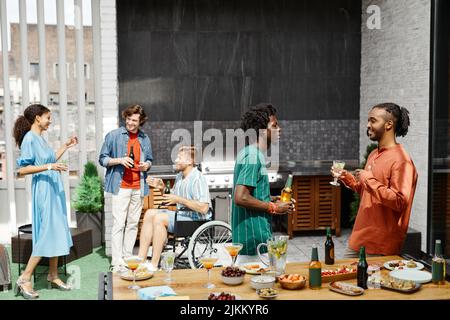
[179,145,197,165]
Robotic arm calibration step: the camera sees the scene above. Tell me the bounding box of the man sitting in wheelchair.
[137,146,212,272]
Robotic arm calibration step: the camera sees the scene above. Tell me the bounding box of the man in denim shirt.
[99,104,153,272]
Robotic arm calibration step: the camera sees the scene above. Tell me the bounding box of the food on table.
[388,260,405,268]
[208,292,236,300]
[406,260,417,268]
[321,266,357,276]
[243,264,269,273]
[221,266,246,277]
[330,281,364,295]
[278,274,306,282]
[257,288,278,298]
[380,275,416,290]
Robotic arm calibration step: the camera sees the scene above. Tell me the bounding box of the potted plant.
[349,143,378,225]
[73,161,104,248]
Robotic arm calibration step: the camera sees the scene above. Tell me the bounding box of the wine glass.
[224,243,243,267]
[123,256,143,290]
[161,251,175,284]
[330,160,345,186]
[199,255,218,289]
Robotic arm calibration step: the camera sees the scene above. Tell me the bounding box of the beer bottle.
[164,181,171,194]
[432,239,446,285]
[129,146,135,168]
[309,245,322,289]
[357,246,368,289]
[280,174,293,203]
[324,227,335,265]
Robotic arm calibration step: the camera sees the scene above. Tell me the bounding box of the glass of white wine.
[330,160,345,186]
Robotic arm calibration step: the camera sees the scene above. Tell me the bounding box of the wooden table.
[112,256,450,300]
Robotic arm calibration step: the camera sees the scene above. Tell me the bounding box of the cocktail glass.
[124,256,143,290]
[330,160,345,186]
[199,256,218,289]
[224,243,243,267]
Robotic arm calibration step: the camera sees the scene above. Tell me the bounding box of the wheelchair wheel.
[187,220,232,269]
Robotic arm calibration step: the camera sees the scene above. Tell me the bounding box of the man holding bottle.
[232,103,295,264]
[99,104,153,273]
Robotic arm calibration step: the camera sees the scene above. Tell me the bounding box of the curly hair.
[13,104,50,147]
[240,103,277,140]
[372,103,410,137]
[121,104,148,126]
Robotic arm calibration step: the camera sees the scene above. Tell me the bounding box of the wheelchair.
[165,198,232,269]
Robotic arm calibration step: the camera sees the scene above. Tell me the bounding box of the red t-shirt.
[121,132,141,189]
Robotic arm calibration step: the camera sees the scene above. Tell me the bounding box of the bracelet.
[267,202,277,214]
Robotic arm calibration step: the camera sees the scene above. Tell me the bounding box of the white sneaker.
[141,261,158,272]
[110,265,128,275]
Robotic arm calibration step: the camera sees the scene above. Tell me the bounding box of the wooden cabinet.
[286,176,341,238]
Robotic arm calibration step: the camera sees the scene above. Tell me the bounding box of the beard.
[367,128,381,141]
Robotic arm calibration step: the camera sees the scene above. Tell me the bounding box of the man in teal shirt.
[232,103,294,263]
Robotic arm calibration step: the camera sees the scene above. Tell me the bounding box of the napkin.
[137,285,177,300]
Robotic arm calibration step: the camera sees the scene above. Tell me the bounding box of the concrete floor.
[277,228,352,263]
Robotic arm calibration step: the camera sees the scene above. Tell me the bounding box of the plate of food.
[380,275,421,293]
[120,266,154,281]
[383,259,424,271]
[328,281,364,296]
[321,266,357,283]
[389,269,431,284]
[207,292,241,300]
[257,288,279,299]
[240,262,270,275]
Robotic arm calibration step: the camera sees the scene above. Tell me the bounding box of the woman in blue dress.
[13,104,78,299]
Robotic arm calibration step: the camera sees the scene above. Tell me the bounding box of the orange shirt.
[121,132,141,189]
[341,144,418,255]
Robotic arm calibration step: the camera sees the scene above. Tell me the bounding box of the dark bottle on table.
[324,227,335,265]
[357,246,368,289]
[164,181,171,194]
[129,146,135,168]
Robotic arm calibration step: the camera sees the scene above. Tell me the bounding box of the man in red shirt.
[99,104,153,273]
[333,103,418,256]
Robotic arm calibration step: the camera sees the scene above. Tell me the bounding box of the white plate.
[383,260,424,271]
[240,262,269,275]
[389,270,432,284]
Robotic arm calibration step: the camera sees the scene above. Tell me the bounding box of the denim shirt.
[99,126,153,196]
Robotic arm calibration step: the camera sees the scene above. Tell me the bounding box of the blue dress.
[16,131,73,257]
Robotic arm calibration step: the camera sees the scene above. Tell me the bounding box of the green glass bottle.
[324,227,335,265]
[432,240,446,285]
[357,246,368,289]
[164,181,171,194]
[309,245,322,289]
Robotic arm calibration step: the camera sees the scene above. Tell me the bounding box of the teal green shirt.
[231,145,272,255]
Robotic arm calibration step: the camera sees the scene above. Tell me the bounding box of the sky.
[1,0,92,51]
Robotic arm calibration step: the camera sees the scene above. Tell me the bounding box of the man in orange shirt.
[332,103,418,256]
[99,104,153,273]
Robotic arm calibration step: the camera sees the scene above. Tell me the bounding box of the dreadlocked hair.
[372,103,410,137]
[240,103,277,140]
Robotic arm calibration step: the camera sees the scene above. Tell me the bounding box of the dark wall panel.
[118,0,361,122]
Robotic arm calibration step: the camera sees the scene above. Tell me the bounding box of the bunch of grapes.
[221,266,246,277]
[208,292,236,300]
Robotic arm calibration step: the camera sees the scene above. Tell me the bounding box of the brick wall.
[100,0,118,257]
[145,120,359,165]
[360,0,431,251]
